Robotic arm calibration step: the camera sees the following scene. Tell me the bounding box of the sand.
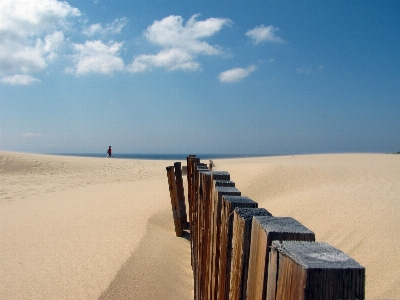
[1,151,399,299]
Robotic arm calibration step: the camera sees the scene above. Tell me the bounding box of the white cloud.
[246,25,285,45]
[129,48,200,73]
[68,40,124,75]
[218,65,257,83]
[128,14,231,73]
[83,17,128,36]
[145,14,231,55]
[0,0,80,81]
[0,74,40,85]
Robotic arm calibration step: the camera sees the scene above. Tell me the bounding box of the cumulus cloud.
[246,25,285,45]
[83,17,128,36]
[0,0,80,84]
[128,48,199,73]
[218,65,257,83]
[0,74,40,85]
[128,14,231,73]
[67,40,124,75]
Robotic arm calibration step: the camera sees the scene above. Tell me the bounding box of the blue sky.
[1,0,399,155]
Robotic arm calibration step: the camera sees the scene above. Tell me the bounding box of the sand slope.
[1,152,399,299]
[0,152,192,299]
[216,154,400,298]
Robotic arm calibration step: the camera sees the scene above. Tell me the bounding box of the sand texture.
[1,151,399,299]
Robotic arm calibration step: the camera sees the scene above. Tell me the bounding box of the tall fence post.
[166,166,183,237]
[202,175,232,300]
[174,162,188,229]
[217,196,258,300]
[229,208,272,300]
[210,184,241,300]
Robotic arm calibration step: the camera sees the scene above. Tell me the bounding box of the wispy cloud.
[0,0,80,84]
[218,65,257,83]
[246,25,285,45]
[296,65,325,75]
[128,14,232,73]
[83,18,128,36]
[66,40,124,75]
[296,66,311,74]
[0,74,40,85]
[20,133,43,138]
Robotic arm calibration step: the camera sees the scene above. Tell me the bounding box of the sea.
[54,153,276,160]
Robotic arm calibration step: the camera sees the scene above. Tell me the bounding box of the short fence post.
[246,216,315,300]
[166,166,183,237]
[267,241,365,299]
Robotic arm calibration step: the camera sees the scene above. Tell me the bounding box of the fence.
[166,155,365,300]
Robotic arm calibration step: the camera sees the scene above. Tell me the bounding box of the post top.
[254,216,314,235]
[271,240,364,269]
[235,207,272,220]
[223,195,257,205]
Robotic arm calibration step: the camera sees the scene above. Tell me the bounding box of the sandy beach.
[1,151,399,299]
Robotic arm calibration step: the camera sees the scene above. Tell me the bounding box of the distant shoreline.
[50,153,279,160]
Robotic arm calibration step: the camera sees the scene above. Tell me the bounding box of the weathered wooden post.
[202,175,232,300]
[186,155,198,230]
[267,241,365,300]
[246,216,315,300]
[229,208,272,300]
[174,162,188,229]
[193,163,208,300]
[186,155,199,270]
[193,165,209,300]
[210,184,241,300]
[166,166,183,237]
[217,196,258,300]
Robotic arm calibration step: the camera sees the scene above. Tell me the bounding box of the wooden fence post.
[210,184,241,300]
[193,164,208,300]
[186,156,199,271]
[267,241,365,300]
[246,216,315,300]
[166,166,182,237]
[174,162,188,229]
[217,196,258,300]
[202,175,232,300]
[207,180,235,300]
[229,208,273,300]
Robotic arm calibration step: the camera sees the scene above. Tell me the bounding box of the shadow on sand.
[98,209,193,300]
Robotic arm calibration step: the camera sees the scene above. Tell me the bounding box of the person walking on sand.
[107,146,113,158]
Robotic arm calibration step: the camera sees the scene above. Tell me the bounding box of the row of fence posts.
[166,155,365,300]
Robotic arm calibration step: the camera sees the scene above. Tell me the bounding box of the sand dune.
[1,151,399,299]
